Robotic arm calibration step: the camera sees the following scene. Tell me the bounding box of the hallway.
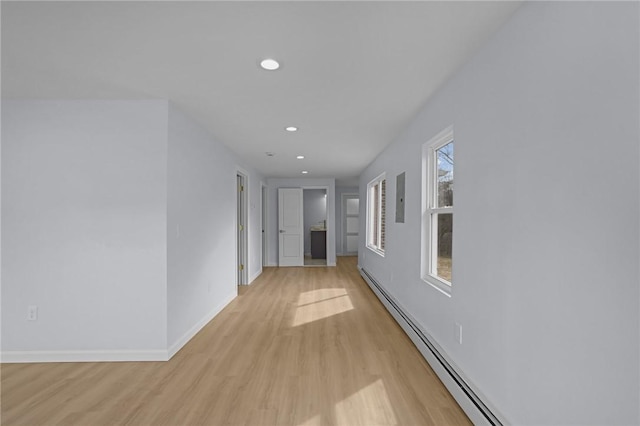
[2,257,469,425]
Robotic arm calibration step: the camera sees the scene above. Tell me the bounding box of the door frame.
[261,182,268,268]
[236,170,248,285]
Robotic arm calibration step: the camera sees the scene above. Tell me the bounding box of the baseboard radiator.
[359,268,503,426]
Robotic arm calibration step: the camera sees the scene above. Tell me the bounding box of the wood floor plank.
[1,257,470,425]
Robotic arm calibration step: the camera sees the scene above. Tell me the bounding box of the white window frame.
[421,126,454,296]
[366,173,386,257]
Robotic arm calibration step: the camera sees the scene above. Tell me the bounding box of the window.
[422,127,453,293]
[366,173,386,255]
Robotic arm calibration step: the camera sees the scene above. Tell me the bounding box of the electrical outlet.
[27,305,38,321]
[455,323,462,345]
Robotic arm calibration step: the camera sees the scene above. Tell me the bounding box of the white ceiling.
[2,1,521,186]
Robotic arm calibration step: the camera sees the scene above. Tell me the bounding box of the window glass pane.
[436,142,454,208]
[435,213,453,282]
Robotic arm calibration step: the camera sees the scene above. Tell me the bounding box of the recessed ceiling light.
[301,170,308,174]
[285,126,298,132]
[260,59,280,71]
[296,155,305,159]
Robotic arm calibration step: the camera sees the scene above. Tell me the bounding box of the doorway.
[237,172,248,285]
[303,188,327,266]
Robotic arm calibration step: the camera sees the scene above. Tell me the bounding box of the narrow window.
[367,174,386,255]
[422,128,454,293]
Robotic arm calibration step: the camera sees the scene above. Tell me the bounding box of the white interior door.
[278,188,304,267]
[343,194,360,255]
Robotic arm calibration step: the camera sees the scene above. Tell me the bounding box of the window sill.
[422,275,451,297]
[366,245,385,258]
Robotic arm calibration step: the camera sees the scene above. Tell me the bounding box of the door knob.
[279,230,285,233]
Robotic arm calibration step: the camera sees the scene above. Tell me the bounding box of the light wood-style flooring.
[1,257,470,426]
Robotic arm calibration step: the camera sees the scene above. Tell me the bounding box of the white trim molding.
[366,173,386,257]
[360,267,506,426]
[249,268,263,284]
[167,291,236,359]
[421,125,454,296]
[2,292,237,364]
[1,349,169,363]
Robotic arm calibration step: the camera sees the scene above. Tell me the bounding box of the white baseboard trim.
[167,292,236,359]
[249,268,262,284]
[264,262,278,267]
[2,292,239,364]
[359,267,505,426]
[1,349,168,363]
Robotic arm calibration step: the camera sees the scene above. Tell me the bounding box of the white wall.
[359,2,639,425]
[1,100,264,361]
[1,100,169,359]
[335,186,358,256]
[303,189,327,255]
[266,178,336,266]
[167,104,263,354]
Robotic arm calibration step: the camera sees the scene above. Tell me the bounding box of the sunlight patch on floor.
[334,379,397,426]
[293,288,354,327]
